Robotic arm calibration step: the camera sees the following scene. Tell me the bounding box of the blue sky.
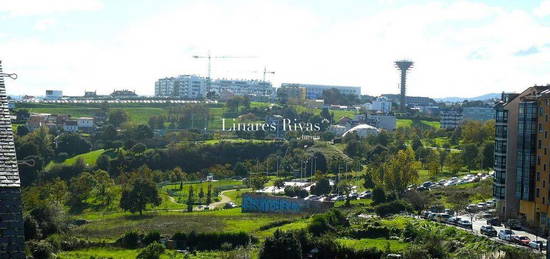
[1,0,550,97]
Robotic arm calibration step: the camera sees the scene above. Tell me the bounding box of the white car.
[498,229,515,241]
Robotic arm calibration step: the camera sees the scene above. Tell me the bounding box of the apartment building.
[281,83,361,99]
[440,110,463,129]
[493,86,550,229]
[155,75,274,99]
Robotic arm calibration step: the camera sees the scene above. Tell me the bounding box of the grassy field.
[45,149,111,170]
[72,208,302,241]
[163,180,244,203]
[337,238,409,252]
[397,119,440,129]
[223,188,252,206]
[58,247,252,259]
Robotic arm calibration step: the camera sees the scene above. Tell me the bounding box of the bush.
[260,230,302,259]
[372,186,386,204]
[117,230,142,249]
[284,186,308,198]
[171,231,257,251]
[142,231,161,246]
[374,200,412,217]
[27,240,54,259]
[258,220,294,231]
[307,209,349,236]
[137,241,165,259]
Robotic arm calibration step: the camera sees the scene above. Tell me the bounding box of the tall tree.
[108,109,129,127]
[119,175,161,215]
[187,186,194,212]
[383,147,420,198]
[206,184,212,204]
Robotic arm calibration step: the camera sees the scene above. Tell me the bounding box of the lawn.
[162,180,244,203]
[223,188,252,206]
[58,247,250,259]
[45,149,107,169]
[72,208,302,241]
[336,238,409,252]
[397,119,440,129]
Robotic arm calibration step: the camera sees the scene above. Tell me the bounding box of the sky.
[1,0,550,98]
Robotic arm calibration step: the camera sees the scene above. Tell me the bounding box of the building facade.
[463,107,495,121]
[364,97,392,114]
[0,61,25,258]
[440,110,463,129]
[45,90,63,100]
[493,86,550,229]
[281,83,361,99]
[242,193,333,213]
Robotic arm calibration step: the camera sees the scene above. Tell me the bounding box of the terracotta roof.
[0,61,21,188]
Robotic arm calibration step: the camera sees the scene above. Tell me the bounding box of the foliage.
[374,200,413,217]
[119,168,162,215]
[172,231,256,251]
[382,147,420,198]
[310,177,331,195]
[372,186,386,204]
[136,241,165,259]
[307,209,349,236]
[284,186,309,198]
[55,133,91,156]
[260,229,302,259]
[108,109,129,127]
[117,230,141,249]
[244,175,269,190]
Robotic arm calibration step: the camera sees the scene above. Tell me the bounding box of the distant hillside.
[435,93,500,103]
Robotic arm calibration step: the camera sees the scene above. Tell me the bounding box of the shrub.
[258,220,294,231]
[372,186,386,204]
[142,231,161,246]
[283,186,308,198]
[307,209,349,236]
[171,231,257,251]
[137,241,165,259]
[260,230,302,259]
[374,200,412,217]
[117,230,142,249]
[27,240,54,259]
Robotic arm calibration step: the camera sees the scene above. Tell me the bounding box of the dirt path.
[208,190,232,209]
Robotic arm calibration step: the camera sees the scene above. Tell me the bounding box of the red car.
[512,236,531,246]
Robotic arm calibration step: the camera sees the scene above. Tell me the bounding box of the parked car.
[498,230,515,241]
[466,204,479,212]
[505,219,522,230]
[528,240,546,250]
[447,217,461,225]
[512,236,531,246]
[436,213,452,223]
[486,218,501,226]
[480,225,497,237]
[458,220,472,229]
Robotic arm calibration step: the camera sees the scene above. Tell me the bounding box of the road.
[208,190,232,209]
[456,212,546,254]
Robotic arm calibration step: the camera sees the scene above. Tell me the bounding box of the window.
[538,172,541,181]
[537,188,540,198]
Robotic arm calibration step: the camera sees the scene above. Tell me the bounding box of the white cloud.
[0,0,102,16]
[1,1,550,98]
[33,19,57,31]
[535,0,550,17]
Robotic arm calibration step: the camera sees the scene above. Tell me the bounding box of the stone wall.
[242,193,333,214]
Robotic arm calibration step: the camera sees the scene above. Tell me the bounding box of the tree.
[206,184,212,204]
[137,241,165,259]
[383,147,420,198]
[17,125,29,136]
[438,149,449,172]
[108,109,129,127]
[131,143,147,153]
[96,154,110,171]
[310,178,330,195]
[404,191,432,213]
[55,133,92,156]
[198,187,205,203]
[119,176,162,215]
[481,141,494,169]
[448,152,463,173]
[426,150,440,177]
[372,186,386,204]
[259,230,302,259]
[273,179,285,190]
[462,144,479,171]
[234,162,249,177]
[187,186,194,212]
[363,170,375,189]
[245,175,269,190]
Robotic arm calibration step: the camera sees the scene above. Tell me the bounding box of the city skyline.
[1,0,550,97]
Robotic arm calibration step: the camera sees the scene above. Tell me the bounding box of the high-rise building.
[0,61,25,258]
[280,83,361,99]
[493,86,550,228]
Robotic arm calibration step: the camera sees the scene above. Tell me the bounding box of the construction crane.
[192,51,256,94]
[262,66,275,82]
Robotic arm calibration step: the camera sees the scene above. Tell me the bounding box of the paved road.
[455,213,546,254]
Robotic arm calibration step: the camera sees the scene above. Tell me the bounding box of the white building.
[364,97,392,114]
[342,124,380,138]
[463,107,494,121]
[45,90,63,100]
[63,120,78,132]
[77,117,94,129]
[280,83,361,99]
[155,75,274,99]
[367,114,396,131]
[440,110,463,129]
